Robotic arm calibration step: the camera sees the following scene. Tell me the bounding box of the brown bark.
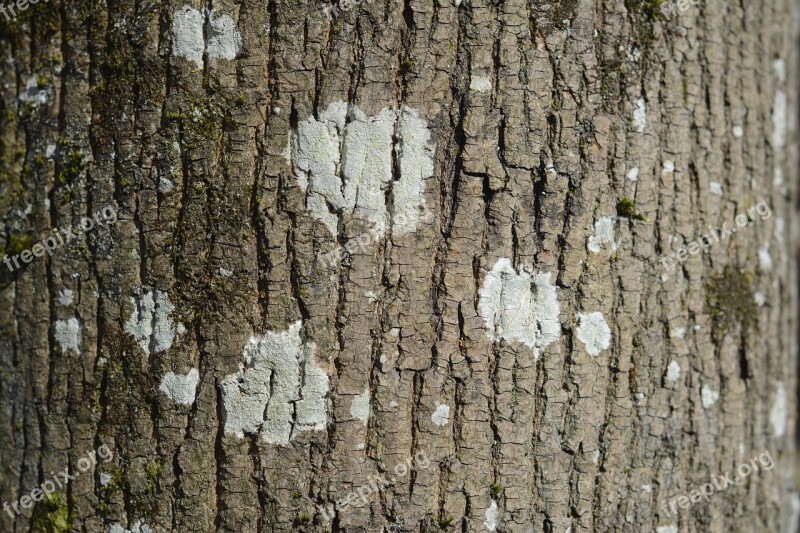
[0,0,798,531]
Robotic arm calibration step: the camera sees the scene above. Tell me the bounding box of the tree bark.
[0,0,799,531]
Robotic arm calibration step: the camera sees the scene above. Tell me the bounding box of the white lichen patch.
[131,521,153,533]
[159,177,174,193]
[733,125,744,138]
[788,492,800,533]
[576,312,611,357]
[774,58,786,82]
[19,76,48,105]
[758,245,773,270]
[770,382,787,437]
[671,327,685,339]
[587,217,616,254]
[662,160,675,173]
[773,89,788,150]
[108,520,153,533]
[290,101,435,238]
[100,472,112,487]
[171,6,205,66]
[774,166,784,187]
[478,258,561,356]
[701,385,719,409]
[666,361,681,382]
[54,318,81,354]
[775,217,785,240]
[125,290,184,355]
[626,167,639,181]
[207,13,241,61]
[656,527,678,533]
[160,369,200,406]
[470,75,492,93]
[484,501,498,531]
[431,404,450,426]
[58,288,74,306]
[350,390,370,425]
[755,291,766,307]
[394,106,437,235]
[220,321,329,444]
[172,7,241,66]
[632,97,647,132]
[709,182,723,195]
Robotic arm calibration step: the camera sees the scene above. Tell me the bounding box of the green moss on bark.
[706,265,757,341]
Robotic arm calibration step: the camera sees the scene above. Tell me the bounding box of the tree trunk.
[1,0,798,531]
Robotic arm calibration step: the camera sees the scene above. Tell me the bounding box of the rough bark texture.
[1,0,799,532]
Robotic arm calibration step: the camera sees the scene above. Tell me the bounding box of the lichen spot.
[220,321,329,444]
[478,258,561,357]
[160,369,200,406]
[290,101,435,238]
[431,404,450,427]
[773,89,788,150]
[626,167,639,181]
[58,288,74,306]
[172,7,241,66]
[470,75,492,93]
[54,318,81,354]
[666,361,681,383]
[576,312,611,357]
[20,76,48,105]
[587,217,616,254]
[774,58,786,81]
[758,245,773,271]
[206,13,241,61]
[171,6,205,66]
[125,289,184,355]
[632,97,647,132]
[770,382,787,437]
[350,390,370,425]
[755,292,766,307]
[108,519,153,533]
[484,501,498,531]
[701,385,719,409]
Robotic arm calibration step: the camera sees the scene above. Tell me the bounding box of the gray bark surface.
[0,0,798,531]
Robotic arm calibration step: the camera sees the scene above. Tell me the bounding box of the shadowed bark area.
[0,0,798,532]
